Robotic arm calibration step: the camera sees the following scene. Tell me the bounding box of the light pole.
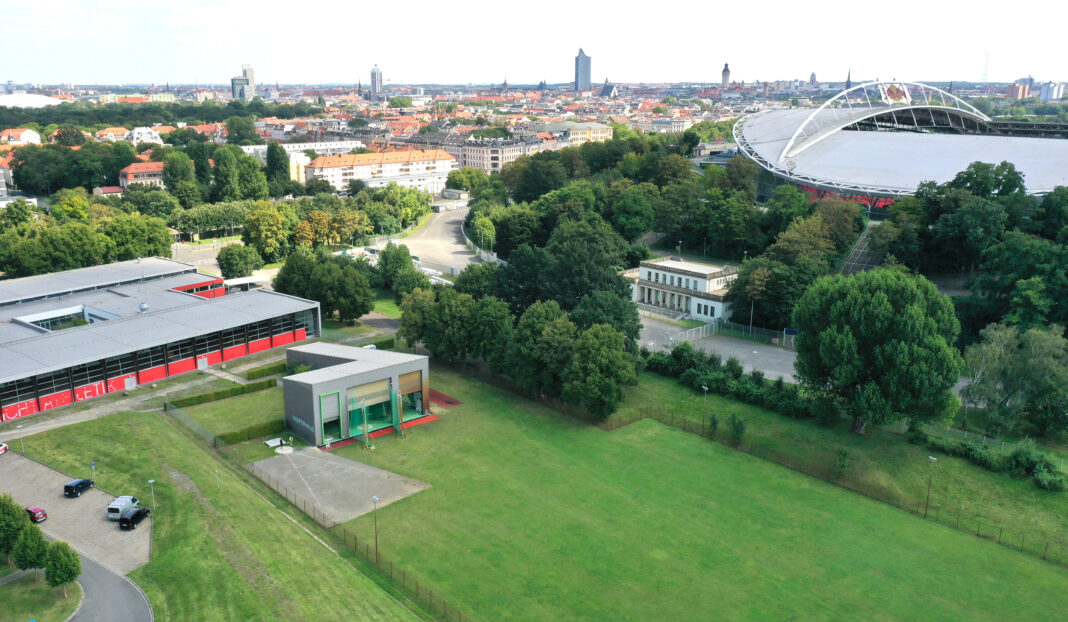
[701,385,709,402]
[16,424,24,454]
[371,495,380,564]
[923,456,937,518]
[676,240,683,258]
[148,479,157,513]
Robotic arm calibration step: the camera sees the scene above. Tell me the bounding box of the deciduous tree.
[563,324,637,418]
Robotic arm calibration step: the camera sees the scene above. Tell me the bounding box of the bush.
[1033,464,1066,492]
[723,357,744,380]
[726,414,746,447]
[287,362,312,376]
[707,413,719,438]
[244,362,287,379]
[834,447,850,477]
[704,351,722,369]
[217,419,287,445]
[1005,440,1046,478]
[961,440,1002,472]
[645,352,675,376]
[905,427,929,445]
[809,395,839,427]
[171,379,277,408]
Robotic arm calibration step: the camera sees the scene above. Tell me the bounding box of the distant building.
[119,162,165,188]
[371,65,384,95]
[305,149,457,194]
[623,257,739,322]
[599,79,618,98]
[721,63,730,88]
[240,140,367,163]
[530,121,612,146]
[1007,82,1030,100]
[126,127,163,145]
[231,64,256,101]
[635,118,694,133]
[574,49,591,92]
[95,127,130,142]
[809,72,817,85]
[0,128,40,145]
[1039,82,1064,102]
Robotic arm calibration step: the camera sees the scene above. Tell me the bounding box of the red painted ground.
[428,389,462,407]
[320,415,440,451]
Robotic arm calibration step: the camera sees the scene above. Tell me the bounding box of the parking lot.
[0,452,151,575]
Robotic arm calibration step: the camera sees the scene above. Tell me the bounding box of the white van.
[106,496,139,521]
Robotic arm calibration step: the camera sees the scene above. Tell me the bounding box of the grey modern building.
[574,49,591,92]
[0,258,319,422]
[282,343,430,446]
[370,65,384,96]
[231,64,256,101]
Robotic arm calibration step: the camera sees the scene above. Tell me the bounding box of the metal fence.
[654,320,799,350]
[601,406,1068,569]
[162,399,472,621]
[460,225,506,265]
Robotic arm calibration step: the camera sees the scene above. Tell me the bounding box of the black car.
[63,478,95,497]
[119,506,150,530]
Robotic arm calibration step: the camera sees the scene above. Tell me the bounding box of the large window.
[168,339,194,362]
[0,378,36,407]
[195,332,221,356]
[137,346,166,371]
[273,314,293,335]
[36,369,72,396]
[71,361,105,387]
[295,309,316,337]
[221,327,245,349]
[105,353,137,378]
[247,320,272,341]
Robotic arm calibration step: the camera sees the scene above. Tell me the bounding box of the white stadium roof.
[0,93,64,109]
[735,81,1068,197]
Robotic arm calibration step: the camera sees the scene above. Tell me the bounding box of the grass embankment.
[337,367,1068,621]
[22,413,423,622]
[612,373,1068,554]
[0,573,82,622]
[179,387,285,437]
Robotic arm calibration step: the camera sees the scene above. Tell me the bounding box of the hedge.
[244,362,288,380]
[171,378,278,408]
[217,419,287,445]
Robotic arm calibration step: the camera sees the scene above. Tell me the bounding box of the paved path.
[0,568,32,585]
[375,210,480,271]
[72,553,153,622]
[640,315,798,381]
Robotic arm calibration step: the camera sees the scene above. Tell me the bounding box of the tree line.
[0,493,82,595]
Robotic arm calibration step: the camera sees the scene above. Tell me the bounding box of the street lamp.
[148,479,157,513]
[701,385,709,402]
[16,424,24,454]
[923,456,937,518]
[371,495,380,564]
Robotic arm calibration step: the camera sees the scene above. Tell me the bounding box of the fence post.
[998,527,1003,543]
[976,520,981,537]
[1042,542,1049,560]
[1020,534,1025,551]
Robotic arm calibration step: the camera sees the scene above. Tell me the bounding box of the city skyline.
[6,1,1067,85]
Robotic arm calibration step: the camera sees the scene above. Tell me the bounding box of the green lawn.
[372,288,402,319]
[179,387,285,436]
[337,367,1068,621]
[612,373,1068,560]
[21,413,424,622]
[322,318,376,341]
[0,573,82,622]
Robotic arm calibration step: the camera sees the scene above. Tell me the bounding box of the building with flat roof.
[282,343,429,446]
[623,256,738,322]
[0,258,319,422]
[575,49,591,92]
[119,162,165,188]
[305,149,456,194]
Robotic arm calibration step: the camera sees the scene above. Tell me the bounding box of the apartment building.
[305,149,456,193]
[624,256,738,321]
[119,162,165,188]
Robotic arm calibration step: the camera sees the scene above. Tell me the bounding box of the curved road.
[73,554,153,622]
[379,209,481,271]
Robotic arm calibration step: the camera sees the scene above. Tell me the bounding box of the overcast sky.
[9,1,1066,86]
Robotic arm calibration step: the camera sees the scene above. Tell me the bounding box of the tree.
[509,300,576,395]
[471,216,496,250]
[570,290,641,350]
[724,155,760,200]
[13,523,48,580]
[454,262,500,300]
[792,269,963,434]
[0,492,29,562]
[398,287,436,346]
[54,126,86,146]
[932,195,1007,272]
[163,152,200,208]
[389,97,414,108]
[424,289,477,361]
[237,154,269,200]
[654,154,695,187]
[764,214,834,265]
[446,167,489,191]
[376,242,413,289]
[1005,277,1052,328]
[210,147,241,202]
[307,261,373,321]
[265,142,290,193]
[216,244,263,278]
[1,198,35,229]
[244,203,288,261]
[471,296,514,373]
[563,324,637,418]
[513,158,567,203]
[101,214,173,261]
[392,264,431,304]
[813,199,863,253]
[225,115,264,145]
[272,249,316,299]
[305,178,334,195]
[45,541,81,597]
[51,191,90,222]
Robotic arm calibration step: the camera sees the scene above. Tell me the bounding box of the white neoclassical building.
[624,256,738,322]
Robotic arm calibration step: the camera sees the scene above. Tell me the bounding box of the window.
[168,339,194,362]
[221,327,245,349]
[710,306,716,318]
[137,346,166,371]
[36,369,72,396]
[274,314,294,335]
[0,378,36,407]
[71,361,106,387]
[195,332,221,356]
[295,309,316,337]
[105,353,137,378]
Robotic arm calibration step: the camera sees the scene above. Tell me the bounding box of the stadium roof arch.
[734,81,1068,198]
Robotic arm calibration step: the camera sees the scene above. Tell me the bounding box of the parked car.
[118,507,150,530]
[0,442,8,455]
[25,506,47,523]
[106,496,139,521]
[63,478,95,497]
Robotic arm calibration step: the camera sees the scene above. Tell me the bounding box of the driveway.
[73,553,153,622]
[376,210,480,272]
[641,315,798,381]
[0,452,151,575]
[171,239,241,276]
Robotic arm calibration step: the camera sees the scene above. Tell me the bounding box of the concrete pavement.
[377,210,481,271]
[640,315,798,381]
[72,554,153,622]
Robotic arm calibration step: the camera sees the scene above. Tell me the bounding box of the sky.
[8,0,1067,86]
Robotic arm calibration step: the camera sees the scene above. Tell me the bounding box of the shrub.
[748,369,765,386]
[171,379,277,408]
[723,357,744,379]
[1033,464,1066,492]
[809,394,839,427]
[905,427,929,445]
[287,362,312,376]
[834,447,850,477]
[244,362,287,379]
[726,414,746,447]
[704,351,722,369]
[1005,440,1045,478]
[217,419,287,445]
[645,352,675,376]
[707,413,719,438]
[961,440,1002,472]
[670,342,702,376]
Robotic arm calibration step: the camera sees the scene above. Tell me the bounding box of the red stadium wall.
[2,400,37,421]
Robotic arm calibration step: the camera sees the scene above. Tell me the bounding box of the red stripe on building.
[107,373,136,393]
[222,345,246,361]
[38,390,74,412]
[272,333,294,347]
[168,358,196,375]
[1,400,38,421]
[74,382,106,402]
[248,338,272,354]
[139,365,167,384]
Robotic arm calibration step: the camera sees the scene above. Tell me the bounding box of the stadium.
[734,81,1068,208]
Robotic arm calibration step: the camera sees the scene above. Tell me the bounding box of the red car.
[25,506,47,523]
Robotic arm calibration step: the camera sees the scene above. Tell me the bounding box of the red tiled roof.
[119,162,164,175]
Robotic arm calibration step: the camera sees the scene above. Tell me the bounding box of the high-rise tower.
[575,49,591,92]
[721,63,730,88]
[370,65,383,95]
[231,64,256,101]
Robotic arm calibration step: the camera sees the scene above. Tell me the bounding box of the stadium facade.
[734,81,1068,208]
[0,258,319,422]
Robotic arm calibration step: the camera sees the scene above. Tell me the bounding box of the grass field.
[337,367,1068,621]
[611,373,1068,555]
[0,573,82,622]
[180,387,285,437]
[322,318,376,341]
[21,413,425,622]
[372,288,403,319]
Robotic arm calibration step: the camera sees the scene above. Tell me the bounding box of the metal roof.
[0,258,198,306]
[0,289,317,384]
[735,81,1068,197]
[284,343,426,385]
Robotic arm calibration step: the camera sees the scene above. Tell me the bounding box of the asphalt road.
[73,553,153,622]
[640,315,798,381]
[379,210,481,272]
